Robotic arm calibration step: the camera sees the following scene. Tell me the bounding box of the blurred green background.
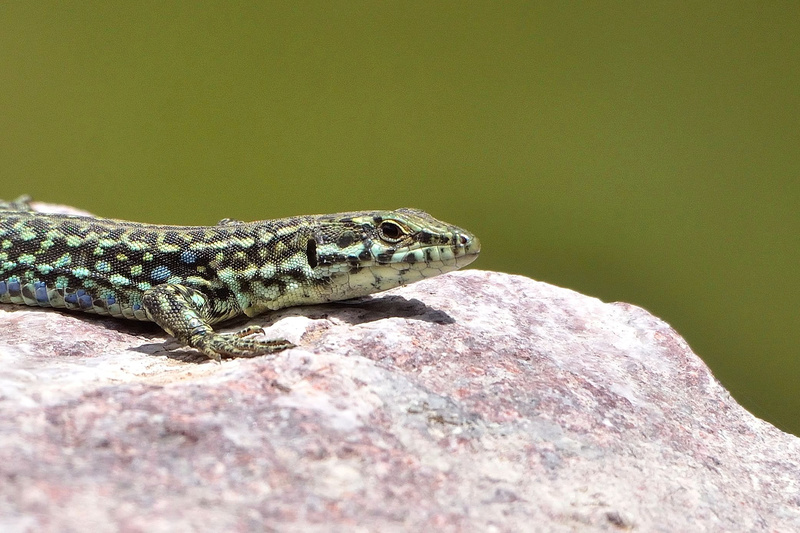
[1,3,798,434]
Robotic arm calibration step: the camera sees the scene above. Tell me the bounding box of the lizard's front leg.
[141,284,294,362]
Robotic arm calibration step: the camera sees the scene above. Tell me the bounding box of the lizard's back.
[0,208,277,321]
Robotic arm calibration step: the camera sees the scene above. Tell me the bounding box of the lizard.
[0,196,480,361]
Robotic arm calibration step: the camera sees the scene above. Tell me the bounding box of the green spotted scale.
[0,197,480,361]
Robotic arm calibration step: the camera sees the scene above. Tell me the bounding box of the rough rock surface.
[1,217,800,531]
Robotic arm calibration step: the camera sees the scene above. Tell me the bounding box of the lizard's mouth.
[384,231,481,272]
[326,232,481,299]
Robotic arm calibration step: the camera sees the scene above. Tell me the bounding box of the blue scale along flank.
[0,197,481,361]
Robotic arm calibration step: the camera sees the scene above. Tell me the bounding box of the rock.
[1,215,800,530]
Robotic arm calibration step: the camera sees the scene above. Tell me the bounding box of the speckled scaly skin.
[0,197,480,361]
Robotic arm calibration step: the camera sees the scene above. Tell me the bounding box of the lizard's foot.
[232,325,265,338]
[142,283,296,362]
[193,330,295,362]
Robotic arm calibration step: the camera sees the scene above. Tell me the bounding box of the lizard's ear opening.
[305,238,318,269]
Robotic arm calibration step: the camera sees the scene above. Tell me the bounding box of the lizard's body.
[0,197,480,360]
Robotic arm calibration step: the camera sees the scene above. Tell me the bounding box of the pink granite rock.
[1,206,799,531]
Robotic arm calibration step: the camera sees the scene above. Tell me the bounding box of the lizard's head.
[308,207,481,299]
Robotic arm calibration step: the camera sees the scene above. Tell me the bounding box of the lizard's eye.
[378,221,406,243]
